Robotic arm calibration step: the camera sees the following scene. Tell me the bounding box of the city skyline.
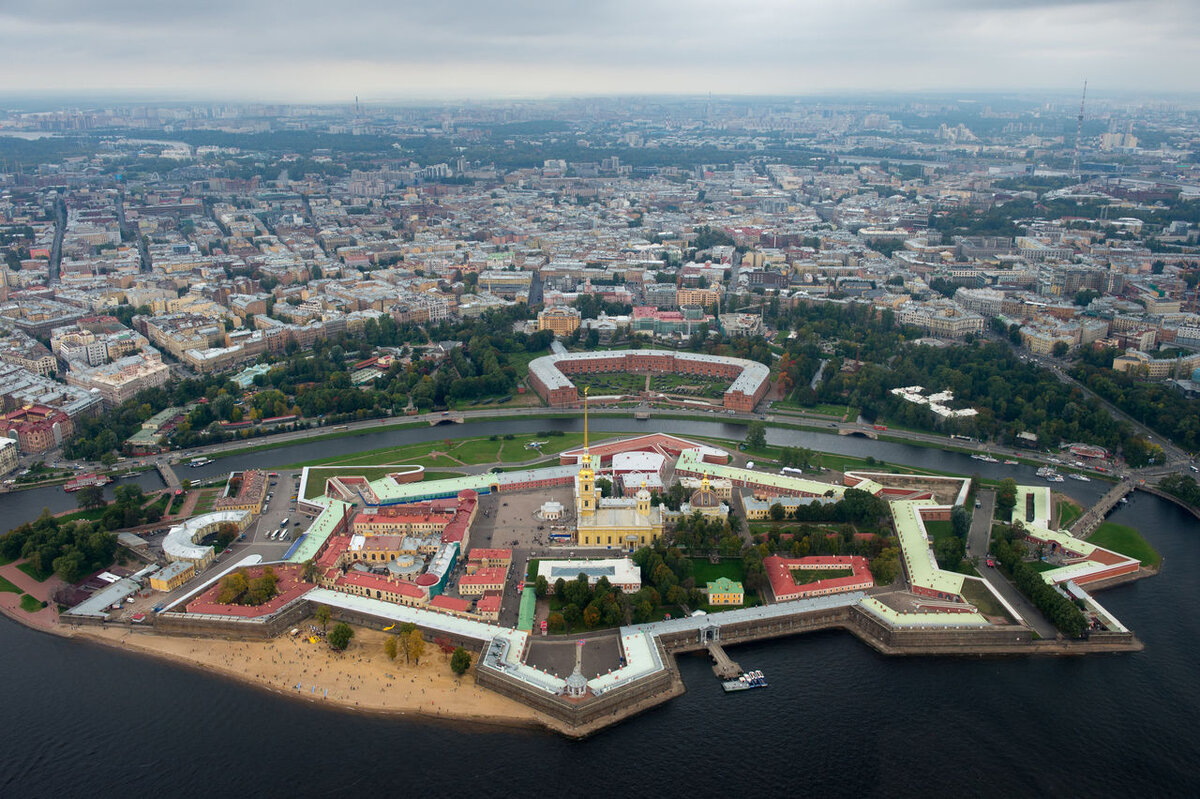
[0,0,1196,101]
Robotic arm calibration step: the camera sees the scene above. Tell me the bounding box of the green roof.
[707,577,743,593]
[517,587,537,632]
[287,496,353,564]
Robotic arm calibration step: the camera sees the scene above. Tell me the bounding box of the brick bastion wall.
[474,636,682,737]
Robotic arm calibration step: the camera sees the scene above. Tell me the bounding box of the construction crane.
[1071,80,1088,179]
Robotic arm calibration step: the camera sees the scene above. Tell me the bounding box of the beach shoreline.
[0,604,547,734]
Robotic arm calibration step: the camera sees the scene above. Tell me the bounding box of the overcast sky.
[0,0,1194,102]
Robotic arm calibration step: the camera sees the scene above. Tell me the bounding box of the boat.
[722,669,768,693]
[1067,473,1091,482]
[1045,473,1065,482]
[63,473,112,492]
[189,457,212,468]
[1003,460,1019,466]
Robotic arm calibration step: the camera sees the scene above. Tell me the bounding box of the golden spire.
[583,385,589,450]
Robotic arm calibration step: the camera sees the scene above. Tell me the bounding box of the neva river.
[2,419,1197,797]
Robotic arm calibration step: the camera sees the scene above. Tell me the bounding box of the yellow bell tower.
[578,386,596,517]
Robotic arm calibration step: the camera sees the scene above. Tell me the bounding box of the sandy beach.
[76,621,543,730]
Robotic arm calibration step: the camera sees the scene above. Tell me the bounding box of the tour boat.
[63,473,112,492]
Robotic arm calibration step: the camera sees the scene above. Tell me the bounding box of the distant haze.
[0,0,1195,100]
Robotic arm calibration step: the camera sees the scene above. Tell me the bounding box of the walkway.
[1070,479,1134,538]
[706,642,742,679]
[157,462,181,489]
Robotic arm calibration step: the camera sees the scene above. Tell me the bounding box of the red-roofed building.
[334,571,428,607]
[475,593,502,621]
[458,567,506,597]
[467,548,512,572]
[429,594,474,619]
[765,555,875,602]
[185,564,314,617]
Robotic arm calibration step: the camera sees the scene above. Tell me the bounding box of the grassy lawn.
[690,557,746,586]
[55,506,110,523]
[192,489,218,514]
[526,558,540,581]
[423,470,467,481]
[1056,499,1082,528]
[1088,522,1161,568]
[17,562,51,582]
[923,520,954,542]
[788,567,854,584]
[1029,560,1058,573]
[0,574,21,593]
[961,578,1013,621]
[291,432,591,471]
[19,594,45,613]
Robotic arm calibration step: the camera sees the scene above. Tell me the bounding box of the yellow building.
[537,305,581,336]
[149,560,196,592]
[574,395,664,549]
[706,577,744,606]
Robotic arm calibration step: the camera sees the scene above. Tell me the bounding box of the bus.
[280,517,289,528]
[781,467,804,476]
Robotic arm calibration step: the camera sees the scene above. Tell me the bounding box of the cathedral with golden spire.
[574,386,665,550]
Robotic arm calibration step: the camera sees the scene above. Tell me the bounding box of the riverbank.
[73,623,545,732]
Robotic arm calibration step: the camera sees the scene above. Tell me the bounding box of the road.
[967,488,1058,639]
[48,194,65,284]
[995,336,1190,465]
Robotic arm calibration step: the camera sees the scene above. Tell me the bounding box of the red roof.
[460,567,506,586]
[764,555,873,600]
[336,571,425,598]
[475,594,502,613]
[468,548,512,562]
[429,595,472,613]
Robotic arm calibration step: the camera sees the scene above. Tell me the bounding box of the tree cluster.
[991,525,1088,638]
[216,566,279,606]
[0,510,118,584]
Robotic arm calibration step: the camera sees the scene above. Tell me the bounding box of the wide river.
[2,417,1196,797]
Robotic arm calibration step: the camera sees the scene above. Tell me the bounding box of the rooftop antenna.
[1071,80,1087,179]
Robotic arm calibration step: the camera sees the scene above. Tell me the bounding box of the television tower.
[1071,80,1087,179]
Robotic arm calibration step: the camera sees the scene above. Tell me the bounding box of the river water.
[1,418,1196,796]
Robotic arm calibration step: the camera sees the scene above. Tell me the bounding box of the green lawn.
[961,578,1013,621]
[54,506,110,523]
[923,520,954,542]
[1056,499,1082,529]
[1088,522,1161,568]
[17,562,50,582]
[0,575,21,594]
[526,558,540,581]
[19,594,45,613]
[1029,560,1058,573]
[789,567,854,584]
[192,489,218,514]
[690,557,746,586]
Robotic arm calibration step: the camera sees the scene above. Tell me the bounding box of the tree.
[328,622,354,651]
[996,478,1018,516]
[547,612,567,633]
[534,575,549,598]
[384,635,399,661]
[75,485,106,510]
[408,629,426,665]
[745,421,767,451]
[450,646,472,676]
[314,604,332,633]
[1052,341,1070,358]
[768,502,786,522]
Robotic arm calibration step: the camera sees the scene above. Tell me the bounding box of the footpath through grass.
[1089,522,1161,568]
